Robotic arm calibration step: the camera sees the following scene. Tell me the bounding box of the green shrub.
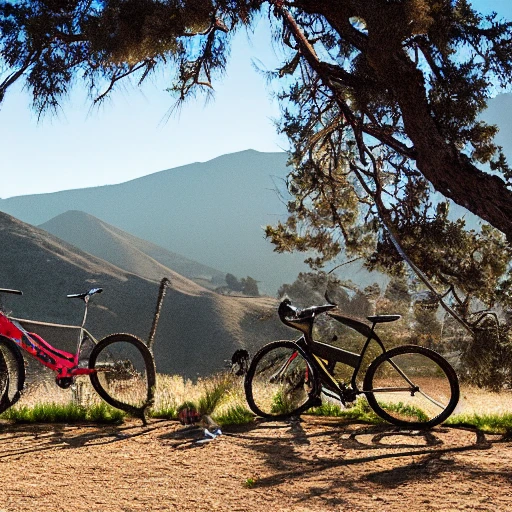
[447,412,512,435]
[377,401,429,422]
[197,374,234,416]
[306,397,382,423]
[269,389,306,416]
[86,402,125,424]
[150,405,178,420]
[0,402,125,424]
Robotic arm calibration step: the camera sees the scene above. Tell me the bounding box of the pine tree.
[2,1,512,239]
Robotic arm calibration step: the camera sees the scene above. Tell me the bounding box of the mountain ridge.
[39,210,226,291]
[0,150,308,294]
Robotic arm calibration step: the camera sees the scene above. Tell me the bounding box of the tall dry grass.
[4,370,512,432]
[151,372,250,423]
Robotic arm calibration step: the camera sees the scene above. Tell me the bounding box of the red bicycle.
[0,287,156,422]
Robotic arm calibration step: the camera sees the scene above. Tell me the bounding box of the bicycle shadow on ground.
[0,418,174,460]
[226,417,511,493]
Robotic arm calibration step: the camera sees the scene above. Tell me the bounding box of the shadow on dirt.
[0,417,229,458]
[0,415,510,501]
[0,419,173,459]
[224,417,510,493]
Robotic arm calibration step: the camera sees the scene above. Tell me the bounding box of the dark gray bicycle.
[244,298,459,428]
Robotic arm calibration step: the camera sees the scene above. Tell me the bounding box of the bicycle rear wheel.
[244,340,319,419]
[89,334,156,420]
[363,345,459,428]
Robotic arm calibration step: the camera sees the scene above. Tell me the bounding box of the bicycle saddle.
[67,288,103,300]
[278,299,336,320]
[367,314,401,324]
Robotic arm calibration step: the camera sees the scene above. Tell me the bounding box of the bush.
[0,401,125,424]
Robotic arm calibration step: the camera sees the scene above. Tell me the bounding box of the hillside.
[0,211,288,377]
[0,150,310,295]
[39,210,226,290]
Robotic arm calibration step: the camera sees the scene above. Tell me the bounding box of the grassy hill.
[0,211,288,378]
[39,210,226,290]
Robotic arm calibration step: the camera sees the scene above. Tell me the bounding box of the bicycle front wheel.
[363,345,459,428]
[89,334,156,419]
[0,336,25,414]
[244,340,320,420]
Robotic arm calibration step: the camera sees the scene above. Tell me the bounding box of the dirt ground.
[0,417,510,512]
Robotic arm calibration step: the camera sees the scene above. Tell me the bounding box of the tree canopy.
[2,0,512,310]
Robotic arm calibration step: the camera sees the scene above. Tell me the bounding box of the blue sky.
[1,16,286,198]
[1,1,511,198]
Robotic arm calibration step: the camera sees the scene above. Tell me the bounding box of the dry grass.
[456,384,512,416]
[151,372,249,422]
[19,376,103,409]
[4,370,512,431]
[10,372,250,419]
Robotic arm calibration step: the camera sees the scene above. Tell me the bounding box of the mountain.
[39,210,226,290]
[0,211,288,378]
[0,150,310,295]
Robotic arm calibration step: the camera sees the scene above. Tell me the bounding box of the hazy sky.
[2,1,511,199]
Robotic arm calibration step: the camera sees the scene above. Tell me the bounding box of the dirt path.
[0,417,510,511]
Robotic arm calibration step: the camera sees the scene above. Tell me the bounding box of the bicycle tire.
[244,340,320,420]
[89,333,156,420]
[0,336,25,414]
[363,345,459,428]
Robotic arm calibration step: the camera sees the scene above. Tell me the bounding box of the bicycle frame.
[245,299,459,428]
[0,289,100,385]
[279,303,390,400]
[0,286,158,423]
